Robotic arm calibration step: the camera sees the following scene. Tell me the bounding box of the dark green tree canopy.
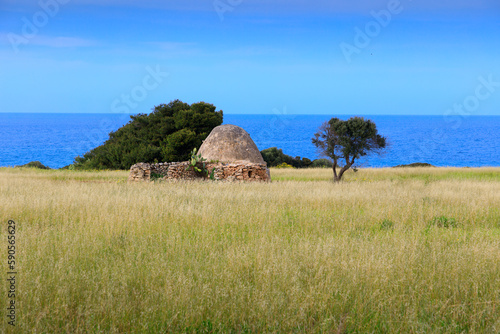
[261,147,312,168]
[312,117,386,181]
[74,100,223,170]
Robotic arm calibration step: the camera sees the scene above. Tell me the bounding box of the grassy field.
[1,167,499,333]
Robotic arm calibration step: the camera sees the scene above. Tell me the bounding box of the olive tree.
[312,117,386,182]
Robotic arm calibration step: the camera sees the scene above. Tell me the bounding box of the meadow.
[1,167,499,333]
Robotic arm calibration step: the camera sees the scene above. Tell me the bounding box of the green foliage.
[393,162,435,168]
[310,159,333,168]
[261,148,337,169]
[428,216,460,229]
[186,148,208,175]
[275,162,294,169]
[150,172,164,182]
[73,100,223,170]
[260,147,312,168]
[380,219,395,231]
[209,168,216,180]
[162,128,199,162]
[312,117,386,181]
[17,161,51,169]
[185,147,217,180]
[301,157,312,167]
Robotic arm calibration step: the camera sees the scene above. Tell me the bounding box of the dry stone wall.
[128,161,270,182]
[128,163,151,182]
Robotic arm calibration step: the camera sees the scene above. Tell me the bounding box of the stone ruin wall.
[128,161,270,182]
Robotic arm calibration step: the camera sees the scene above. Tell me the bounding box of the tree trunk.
[335,163,353,182]
[333,169,342,182]
[332,160,339,182]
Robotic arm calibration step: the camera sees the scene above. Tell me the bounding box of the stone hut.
[128,124,270,182]
[198,124,266,164]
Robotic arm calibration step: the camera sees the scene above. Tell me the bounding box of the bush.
[275,162,294,169]
[393,162,434,168]
[17,161,51,169]
[260,147,312,168]
[73,100,223,170]
[185,148,210,177]
[310,159,333,168]
[150,172,164,182]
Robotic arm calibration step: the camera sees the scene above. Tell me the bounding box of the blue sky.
[1,0,499,115]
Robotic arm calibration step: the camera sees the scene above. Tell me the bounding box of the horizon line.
[1,112,499,117]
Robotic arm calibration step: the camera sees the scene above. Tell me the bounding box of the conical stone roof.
[198,124,265,164]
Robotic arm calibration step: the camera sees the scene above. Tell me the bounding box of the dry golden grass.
[1,167,499,333]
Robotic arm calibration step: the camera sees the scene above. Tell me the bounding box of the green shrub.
[310,159,333,168]
[428,216,459,228]
[150,172,164,182]
[380,219,395,230]
[261,147,312,168]
[275,162,294,169]
[73,100,223,170]
[185,148,209,177]
[393,162,435,168]
[17,161,51,169]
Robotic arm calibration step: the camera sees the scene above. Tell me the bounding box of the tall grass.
[1,167,499,333]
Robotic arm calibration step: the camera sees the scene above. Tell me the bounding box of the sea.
[1,113,499,169]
